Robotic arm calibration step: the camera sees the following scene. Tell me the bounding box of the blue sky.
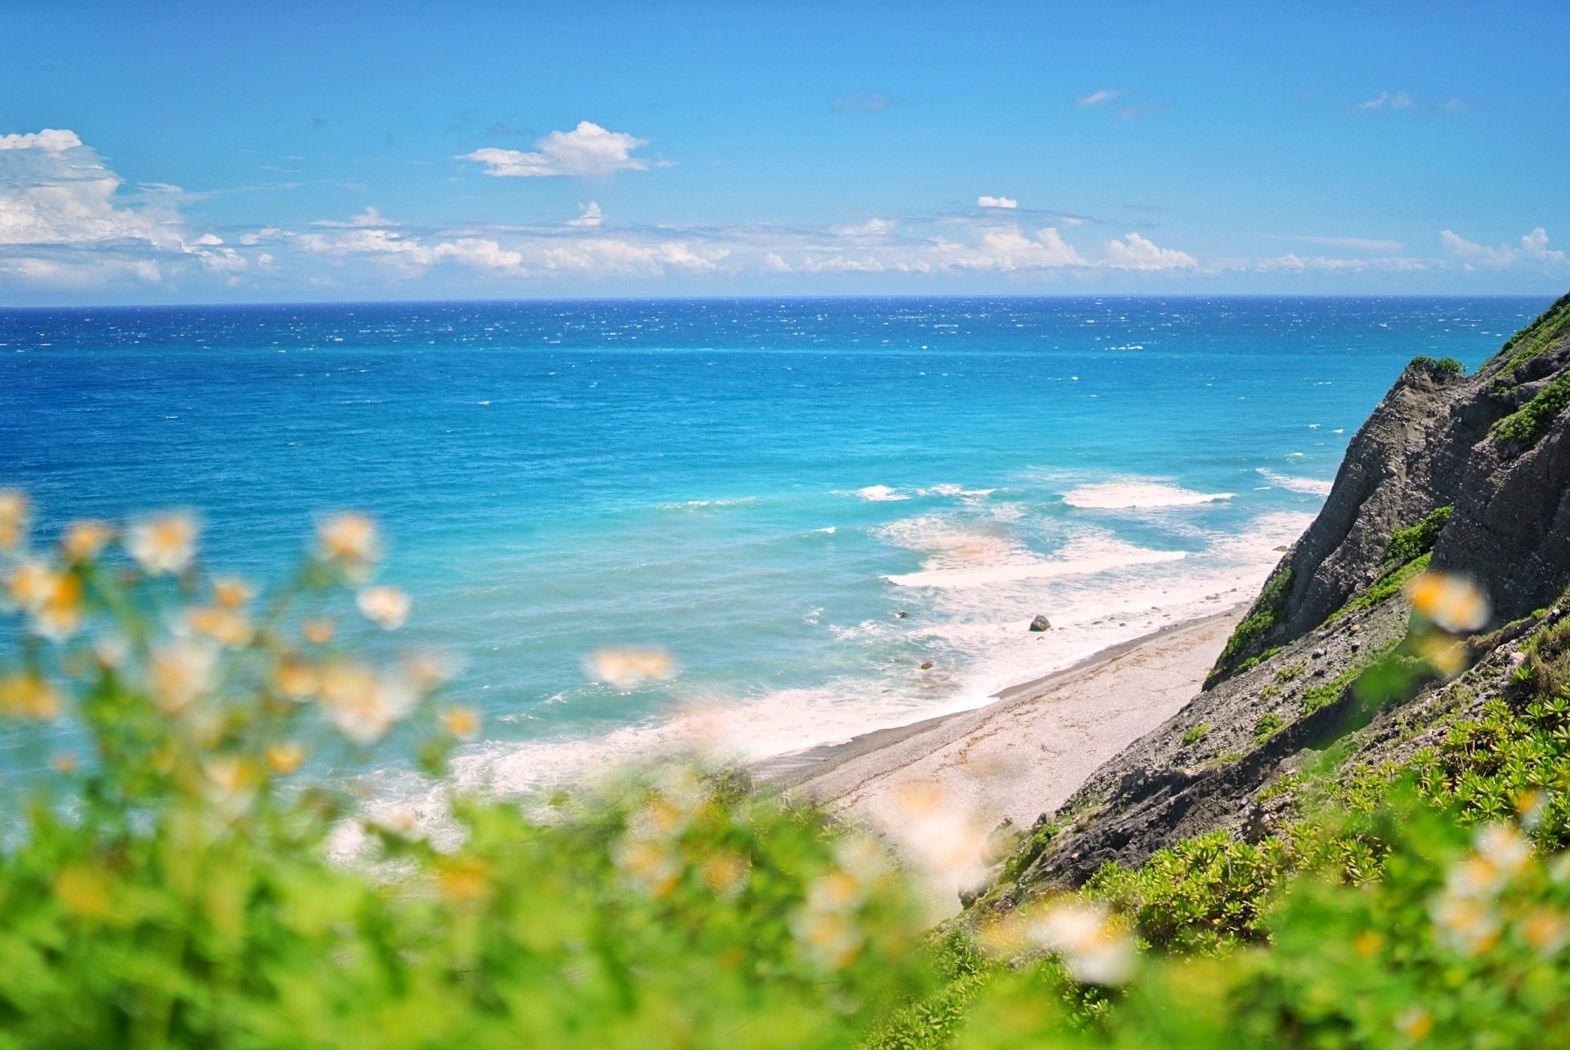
[1,0,1567,302]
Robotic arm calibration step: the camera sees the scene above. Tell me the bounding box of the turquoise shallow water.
[0,296,1550,792]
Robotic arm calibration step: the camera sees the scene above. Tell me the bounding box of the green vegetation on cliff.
[1493,370,1570,446]
[1497,289,1570,371]
[1206,565,1293,687]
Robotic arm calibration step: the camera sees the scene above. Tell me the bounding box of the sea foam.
[1062,480,1234,509]
[1255,469,1334,496]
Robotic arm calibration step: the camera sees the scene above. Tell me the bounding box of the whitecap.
[887,547,1186,589]
[1061,481,1233,510]
[855,485,910,502]
[1255,468,1333,497]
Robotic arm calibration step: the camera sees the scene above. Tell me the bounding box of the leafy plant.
[1497,289,1570,371]
[1409,355,1464,377]
[1208,567,1293,686]
[1384,505,1454,565]
[1493,371,1570,446]
[0,492,934,1049]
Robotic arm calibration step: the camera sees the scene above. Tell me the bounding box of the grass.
[1330,551,1431,622]
[1274,662,1306,683]
[1253,711,1285,742]
[1208,567,1293,686]
[1493,370,1570,447]
[1497,289,1570,371]
[1383,505,1453,565]
[1180,723,1210,747]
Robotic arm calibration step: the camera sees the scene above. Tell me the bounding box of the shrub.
[1384,505,1454,565]
[1208,567,1293,686]
[0,494,933,1049]
[1253,711,1285,742]
[1494,371,1570,447]
[1409,355,1464,377]
[1498,289,1570,370]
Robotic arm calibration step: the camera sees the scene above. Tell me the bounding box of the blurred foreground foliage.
[4,490,1570,1049]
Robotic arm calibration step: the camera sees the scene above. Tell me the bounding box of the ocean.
[0,296,1549,797]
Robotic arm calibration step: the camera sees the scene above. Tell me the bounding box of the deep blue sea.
[0,296,1550,795]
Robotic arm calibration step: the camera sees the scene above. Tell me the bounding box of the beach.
[761,605,1246,917]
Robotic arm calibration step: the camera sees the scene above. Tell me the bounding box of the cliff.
[981,291,1570,902]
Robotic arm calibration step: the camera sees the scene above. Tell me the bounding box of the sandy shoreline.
[758,605,1246,916]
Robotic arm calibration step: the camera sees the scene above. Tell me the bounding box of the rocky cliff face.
[1213,292,1570,682]
[981,292,1570,904]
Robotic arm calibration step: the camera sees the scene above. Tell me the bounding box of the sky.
[1,0,1568,304]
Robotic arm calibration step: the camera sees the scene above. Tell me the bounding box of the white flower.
[316,513,380,565]
[1029,901,1137,985]
[585,647,674,687]
[126,514,198,575]
[149,639,218,714]
[318,661,417,745]
[356,585,411,630]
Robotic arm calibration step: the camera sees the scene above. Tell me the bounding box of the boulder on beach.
[1029,614,1052,632]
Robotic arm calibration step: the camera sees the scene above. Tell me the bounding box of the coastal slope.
[986,292,1570,900]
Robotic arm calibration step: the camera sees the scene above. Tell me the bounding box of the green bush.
[1493,371,1570,446]
[1208,567,1293,686]
[8,493,1570,1049]
[1498,290,1570,370]
[1384,505,1453,565]
[0,495,933,1049]
[1409,355,1464,377]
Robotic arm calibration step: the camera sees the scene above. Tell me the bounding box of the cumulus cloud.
[0,128,180,249]
[1441,227,1569,269]
[964,227,1086,270]
[1521,227,1568,264]
[457,121,652,177]
[1103,232,1197,271]
[567,202,604,227]
[830,217,898,237]
[1441,229,1520,268]
[977,195,1017,209]
[1076,89,1121,107]
[296,218,524,276]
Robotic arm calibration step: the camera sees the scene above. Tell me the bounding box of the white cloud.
[1255,253,1429,274]
[830,217,898,236]
[1440,229,1518,268]
[1076,89,1121,107]
[1521,227,1568,264]
[0,129,83,152]
[567,201,604,227]
[1103,232,1197,271]
[457,121,652,177]
[1355,91,1416,112]
[977,196,1017,209]
[1299,235,1404,252]
[0,128,181,249]
[297,218,525,276]
[937,226,1088,272]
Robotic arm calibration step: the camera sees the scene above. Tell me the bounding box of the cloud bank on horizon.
[1,124,1565,299]
[0,0,1567,302]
